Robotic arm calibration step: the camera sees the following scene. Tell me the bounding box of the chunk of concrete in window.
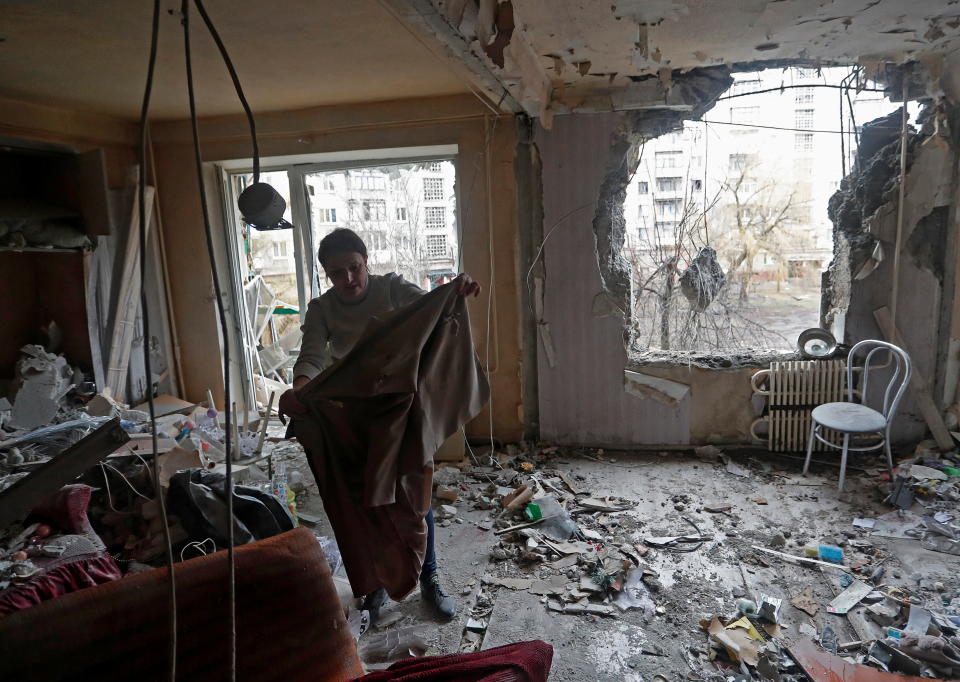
[624,369,689,406]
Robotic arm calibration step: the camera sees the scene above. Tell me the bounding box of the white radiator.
[751,359,847,452]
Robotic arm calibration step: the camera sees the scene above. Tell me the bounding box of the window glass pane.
[306,159,459,293]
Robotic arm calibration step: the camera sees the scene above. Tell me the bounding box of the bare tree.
[628,156,806,352]
[713,161,802,301]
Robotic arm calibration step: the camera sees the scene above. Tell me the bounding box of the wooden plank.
[105,185,154,401]
[0,418,129,528]
[873,306,954,450]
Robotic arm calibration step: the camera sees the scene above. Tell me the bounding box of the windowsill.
[627,347,799,370]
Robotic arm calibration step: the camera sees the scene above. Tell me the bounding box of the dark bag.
[167,469,295,548]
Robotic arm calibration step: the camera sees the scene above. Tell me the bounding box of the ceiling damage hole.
[755,42,780,51]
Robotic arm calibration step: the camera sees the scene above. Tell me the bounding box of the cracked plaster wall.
[824,96,959,443]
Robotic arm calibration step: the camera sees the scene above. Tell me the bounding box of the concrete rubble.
[3,345,960,679]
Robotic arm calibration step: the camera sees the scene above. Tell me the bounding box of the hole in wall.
[593,64,912,364]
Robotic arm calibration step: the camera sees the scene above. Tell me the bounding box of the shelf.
[0,246,85,254]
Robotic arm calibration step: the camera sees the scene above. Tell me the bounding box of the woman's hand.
[278,388,308,420]
[454,273,482,298]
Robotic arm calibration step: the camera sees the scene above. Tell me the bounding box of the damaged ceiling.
[395,0,960,118]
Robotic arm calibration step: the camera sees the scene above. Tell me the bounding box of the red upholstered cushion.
[0,527,363,682]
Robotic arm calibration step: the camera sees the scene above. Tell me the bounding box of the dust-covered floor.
[262,429,960,681]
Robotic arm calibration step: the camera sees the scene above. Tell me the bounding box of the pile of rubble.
[0,343,296,615]
[434,446,713,652]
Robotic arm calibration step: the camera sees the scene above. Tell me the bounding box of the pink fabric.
[0,554,121,616]
[0,483,120,616]
[356,641,554,682]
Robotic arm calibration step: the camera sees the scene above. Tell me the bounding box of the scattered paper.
[827,580,872,614]
[702,616,761,666]
[907,464,948,481]
[852,518,876,529]
[870,510,924,539]
[790,586,819,617]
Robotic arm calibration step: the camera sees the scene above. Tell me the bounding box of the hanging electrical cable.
[179,1,236,678]
[137,1,177,679]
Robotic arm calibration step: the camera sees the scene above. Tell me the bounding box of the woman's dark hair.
[317,228,367,267]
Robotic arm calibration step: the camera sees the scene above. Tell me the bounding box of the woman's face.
[323,251,368,299]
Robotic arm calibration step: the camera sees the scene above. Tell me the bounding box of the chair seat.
[812,402,887,433]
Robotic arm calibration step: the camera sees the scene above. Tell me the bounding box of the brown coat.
[295,282,489,600]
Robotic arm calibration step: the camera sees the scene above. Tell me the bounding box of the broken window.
[624,65,907,355]
[423,177,444,201]
[220,152,460,398]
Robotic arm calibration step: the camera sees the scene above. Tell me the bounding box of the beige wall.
[0,96,137,187]
[150,94,525,442]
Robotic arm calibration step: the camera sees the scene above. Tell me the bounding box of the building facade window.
[317,208,337,223]
[728,153,752,171]
[794,132,814,152]
[794,87,815,105]
[364,231,386,250]
[424,206,446,230]
[796,67,819,80]
[425,233,447,259]
[362,199,386,221]
[395,206,408,221]
[272,241,287,258]
[731,78,761,95]
[655,151,682,169]
[353,174,386,191]
[691,179,703,192]
[730,106,760,123]
[423,177,444,201]
[321,176,336,192]
[637,181,649,194]
[426,161,442,172]
[654,199,682,219]
[656,177,682,192]
[795,109,814,129]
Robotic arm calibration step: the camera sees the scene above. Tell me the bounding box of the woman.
[279,228,480,623]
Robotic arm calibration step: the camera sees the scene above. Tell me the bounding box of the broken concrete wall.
[824,100,959,444]
[591,69,732,311]
[535,112,755,446]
